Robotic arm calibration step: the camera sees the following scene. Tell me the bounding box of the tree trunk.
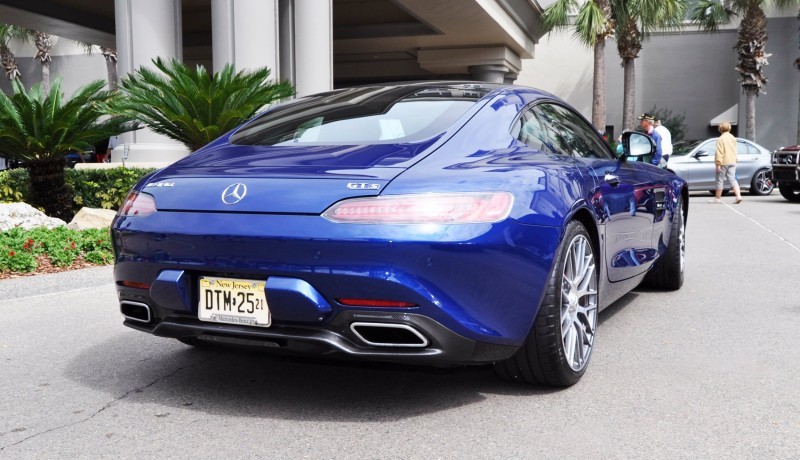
[622,57,636,131]
[592,38,606,132]
[745,87,757,142]
[105,56,118,91]
[27,159,74,222]
[41,61,50,94]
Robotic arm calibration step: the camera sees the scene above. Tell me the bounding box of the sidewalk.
[0,265,113,303]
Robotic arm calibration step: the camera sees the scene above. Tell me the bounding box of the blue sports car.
[112,82,688,387]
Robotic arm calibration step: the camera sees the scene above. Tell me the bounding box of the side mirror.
[620,131,656,160]
[694,150,709,158]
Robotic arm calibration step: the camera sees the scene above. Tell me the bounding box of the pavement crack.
[0,353,220,451]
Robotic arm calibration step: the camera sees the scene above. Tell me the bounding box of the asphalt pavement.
[1,193,799,458]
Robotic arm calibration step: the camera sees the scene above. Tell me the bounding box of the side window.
[514,110,547,152]
[699,141,715,155]
[513,106,567,156]
[736,141,751,155]
[540,104,613,160]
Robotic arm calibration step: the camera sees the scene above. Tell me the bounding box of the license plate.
[198,276,270,327]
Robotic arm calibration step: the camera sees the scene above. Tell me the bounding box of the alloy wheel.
[560,234,598,372]
[753,170,773,194]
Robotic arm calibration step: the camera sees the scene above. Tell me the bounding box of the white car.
[666,138,773,195]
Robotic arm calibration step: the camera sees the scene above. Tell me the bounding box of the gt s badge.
[347,183,381,190]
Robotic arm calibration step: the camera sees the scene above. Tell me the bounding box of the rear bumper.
[121,308,518,365]
[112,212,563,363]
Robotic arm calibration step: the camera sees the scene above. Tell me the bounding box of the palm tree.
[692,0,800,141]
[612,0,686,131]
[78,42,119,91]
[0,24,30,81]
[111,57,295,151]
[0,78,137,220]
[34,31,52,93]
[543,0,614,132]
[100,46,118,91]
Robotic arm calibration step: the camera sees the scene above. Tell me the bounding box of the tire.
[749,169,773,195]
[494,220,598,387]
[778,183,800,202]
[642,199,685,290]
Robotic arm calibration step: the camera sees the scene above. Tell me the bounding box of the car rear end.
[110,83,560,366]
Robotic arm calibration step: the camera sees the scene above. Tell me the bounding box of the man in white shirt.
[104,135,119,163]
[654,119,672,166]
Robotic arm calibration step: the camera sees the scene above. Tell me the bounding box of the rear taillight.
[119,192,157,216]
[322,192,513,224]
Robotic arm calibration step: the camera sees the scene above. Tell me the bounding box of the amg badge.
[347,183,381,190]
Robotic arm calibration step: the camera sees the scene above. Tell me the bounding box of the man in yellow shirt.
[711,121,743,204]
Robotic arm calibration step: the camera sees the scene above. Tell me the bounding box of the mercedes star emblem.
[221,183,247,205]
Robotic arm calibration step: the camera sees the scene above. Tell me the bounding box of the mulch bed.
[0,255,109,280]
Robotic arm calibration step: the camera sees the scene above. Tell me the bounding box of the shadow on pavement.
[64,332,560,422]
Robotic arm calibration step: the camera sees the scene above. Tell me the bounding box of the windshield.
[230,85,487,146]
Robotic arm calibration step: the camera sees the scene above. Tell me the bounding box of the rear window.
[230,85,487,146]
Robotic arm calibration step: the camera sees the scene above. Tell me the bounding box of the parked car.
[772,145,800,201]
[65,150,94,168]
[111,82,688,387]
[0,151,94,169]
[666,138,773,195]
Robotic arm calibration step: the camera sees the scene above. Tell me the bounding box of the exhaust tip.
[350,322,429,348]
[120,301,151,323]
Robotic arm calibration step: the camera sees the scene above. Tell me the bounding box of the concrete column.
[115,0,182,78]
[468,65,508,83]
[211,0,279,74]
[114,0,185,147]
[418,46,522,82]
[278,0,295,84]
[293,0,333,96]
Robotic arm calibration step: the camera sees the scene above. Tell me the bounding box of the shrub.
[648,105,687,142]
[0,166,155,211]
[0,168,30,203]
[65,167,156,210]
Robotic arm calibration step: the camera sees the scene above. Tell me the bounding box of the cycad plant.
[0,78,137,221]
[112,57,295,151]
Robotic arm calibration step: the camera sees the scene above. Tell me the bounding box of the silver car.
[666,138,774,195]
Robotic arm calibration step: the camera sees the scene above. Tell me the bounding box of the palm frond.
[0,77,138,162]
[113,57,295,151]
[690,0,736,32]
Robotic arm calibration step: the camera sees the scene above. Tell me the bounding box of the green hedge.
[0,167,156,211]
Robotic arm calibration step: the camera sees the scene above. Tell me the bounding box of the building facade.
[0,0,798,155]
